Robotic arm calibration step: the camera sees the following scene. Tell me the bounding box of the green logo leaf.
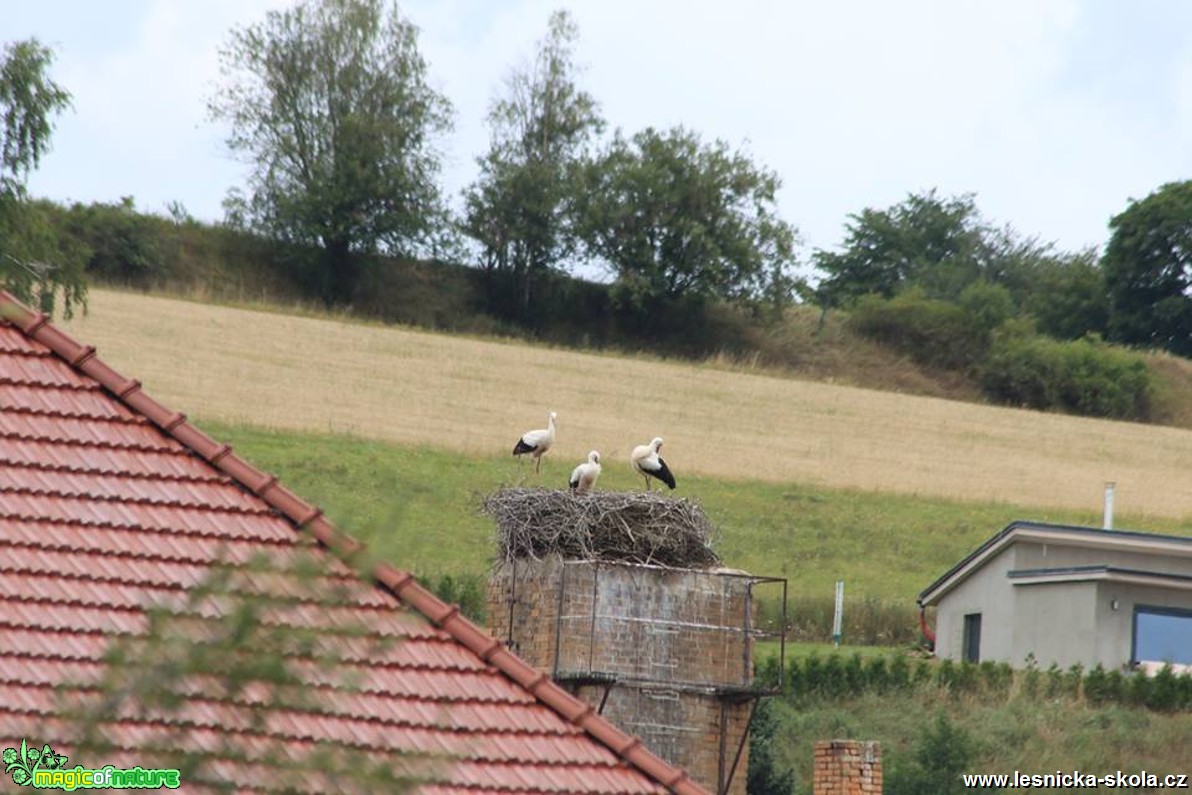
[3,738,65,787]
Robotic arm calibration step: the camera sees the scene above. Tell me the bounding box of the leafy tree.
[0,38,85,316]
[210,0,454,307]
[815,190,991,305]
[462,10,603,320]
[817,190,1112,345]
[575,126,800,310]
[1101,181,1192,357]
[64,196,163,282]
[1012,249,1108,341]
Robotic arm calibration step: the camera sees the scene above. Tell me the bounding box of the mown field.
[62,289,1192,519]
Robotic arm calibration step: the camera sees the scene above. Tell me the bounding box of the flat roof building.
[919,521,1192,672]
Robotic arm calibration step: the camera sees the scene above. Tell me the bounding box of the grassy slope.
[199,420,1190,607]
[61,289,1192,519]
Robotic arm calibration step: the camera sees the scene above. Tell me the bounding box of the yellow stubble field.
[62,288,1192,519]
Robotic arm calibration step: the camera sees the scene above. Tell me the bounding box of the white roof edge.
[919,522,1192,607]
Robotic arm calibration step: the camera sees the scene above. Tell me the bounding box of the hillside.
[61,288,1192,519]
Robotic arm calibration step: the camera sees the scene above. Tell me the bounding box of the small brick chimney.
[813,740,882,795]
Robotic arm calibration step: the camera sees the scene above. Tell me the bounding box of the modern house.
[0,291,708,794]
[919,520,1192,671]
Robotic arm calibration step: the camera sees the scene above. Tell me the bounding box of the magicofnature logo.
[3,739,181,790]
[4,740,68,786]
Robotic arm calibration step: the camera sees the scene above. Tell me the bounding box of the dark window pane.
[963,613,981,663]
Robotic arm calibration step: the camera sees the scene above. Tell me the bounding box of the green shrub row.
[982,330,1153,420]
[758,653,1192,712]
[848,290,992,372]
[848,290,1155,421]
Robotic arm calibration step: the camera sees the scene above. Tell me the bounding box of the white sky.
[7,0,1192,275]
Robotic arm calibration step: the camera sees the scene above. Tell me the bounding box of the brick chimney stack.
[813,740,882,795]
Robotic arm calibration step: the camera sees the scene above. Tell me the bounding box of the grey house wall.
[933,538,1192,670]
[1009,580,1098,668]
[933,546,1017,663]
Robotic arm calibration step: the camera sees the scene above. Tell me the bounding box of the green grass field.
[200,419,1191,610]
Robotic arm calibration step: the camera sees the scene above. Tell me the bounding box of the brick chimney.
[813,740,882,795]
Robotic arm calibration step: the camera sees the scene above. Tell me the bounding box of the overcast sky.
[7,0,1192,275]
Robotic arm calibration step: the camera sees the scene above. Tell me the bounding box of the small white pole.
[832,580,844,648]
[1103,482,1116,530]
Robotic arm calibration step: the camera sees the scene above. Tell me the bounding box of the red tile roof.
[0,292,707,795]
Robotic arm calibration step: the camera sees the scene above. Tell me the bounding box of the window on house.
[1133,606,1192,666]
[962,613,982,663]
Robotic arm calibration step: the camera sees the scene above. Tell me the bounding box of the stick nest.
[483,487,721,569]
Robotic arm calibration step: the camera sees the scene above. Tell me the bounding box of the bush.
[848,290,992,371]
[60,197,165,282]
[746,699,796,795]
[781,651,1192,715]
[420,572,486,623]
[886,712,978,795]
[982,332,1153,420]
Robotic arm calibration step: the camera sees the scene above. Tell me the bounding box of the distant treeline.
[40,197,782,360]
[45,195,1190,426]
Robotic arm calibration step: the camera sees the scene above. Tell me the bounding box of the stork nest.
[483,487,721,569]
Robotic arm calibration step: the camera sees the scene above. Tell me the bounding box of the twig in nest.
[482,487,721,569]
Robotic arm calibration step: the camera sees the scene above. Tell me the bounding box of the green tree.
[575,126,800,309]
[1101,181,1192,357]
[462,9,603,320]
[1015,249,1108,341]
[817,190,1110,343]
[64,196,163,283]
[0,38,85,316]
[210,0,453,307]
[814,190,991,306]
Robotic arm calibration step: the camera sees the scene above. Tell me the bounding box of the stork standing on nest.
[569,450,602,493]
[512,411,557,473]
[631,436,676,491]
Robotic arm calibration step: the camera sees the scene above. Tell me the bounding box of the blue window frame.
[1132,605,1192,666]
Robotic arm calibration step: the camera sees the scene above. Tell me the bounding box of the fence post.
[833,580,844,648]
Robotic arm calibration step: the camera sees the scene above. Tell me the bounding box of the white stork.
[631,436,676,491]
[512,411,557,473]
[569,450,602,493]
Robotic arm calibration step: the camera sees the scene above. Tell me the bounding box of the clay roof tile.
[0,291,701,795]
